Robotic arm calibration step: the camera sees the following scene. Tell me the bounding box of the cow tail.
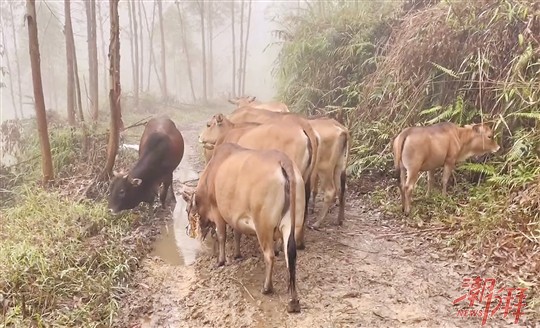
[337,130,350,221]
[280,160,297,295]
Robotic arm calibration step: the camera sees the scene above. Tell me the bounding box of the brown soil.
[113,119,536,328]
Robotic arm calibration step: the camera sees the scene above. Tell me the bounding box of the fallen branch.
[375,226,447,239]
[229,278,255,301]
[121,116,152,131]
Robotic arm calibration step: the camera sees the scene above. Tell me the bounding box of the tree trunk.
[238,0,244,94]
[137,0,144,93]
[175,2,196,102]
[127,1,136,104]
[72,38,84,123]
[207,1,213,98]
[198,0,207,103]
[97,2,108,96]
[128,0,139,108]
[231,1,236,97]
[242,0,252,95]
[1,27,19,120]
[26,0,54,183]
[103,0,122,180]
[9,2,24,119]
[65,0,76,126]
[157,0,168,100]
[85,0,99,122]
[142,2,162,93]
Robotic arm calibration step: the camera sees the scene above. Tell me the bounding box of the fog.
[0,0,295,122]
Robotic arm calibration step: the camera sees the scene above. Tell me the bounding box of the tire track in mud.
[115,119,534,328]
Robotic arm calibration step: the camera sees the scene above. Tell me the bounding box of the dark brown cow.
[392,122,500,215]
[108,116,184,214]
[181,142,304,313]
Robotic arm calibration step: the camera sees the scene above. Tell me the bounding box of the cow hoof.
[261,286,273,295]
[216,261,225,268]
[287,299,301,313]
[233,255,243,262]
[308,223,321,231]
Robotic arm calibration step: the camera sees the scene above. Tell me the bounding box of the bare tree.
[207,1,213,98]
[1,27,19,120]
[65,0,76,126]
[127,0,139,108]
[103,0,122,179]
[85,0,99,122]
[157,0,168,100]
[197,0,207,103]
[231,1,236,97]
[238,0,245,94]
[97,2,108,95]
[242,0,252,95]
[137,0,144,92]
[26,0,54,183]
[175,2,196,102]
[9,2,24,118]
[142,1,162,92]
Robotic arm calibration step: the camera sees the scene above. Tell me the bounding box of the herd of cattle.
[107,96,501,313]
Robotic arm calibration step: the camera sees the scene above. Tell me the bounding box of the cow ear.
[131,178,142,187]
[227,99,236,105]
[472,124,482,133]
[249,96,256,102]
[181,190,192,203]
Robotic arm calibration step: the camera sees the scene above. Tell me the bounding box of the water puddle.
[150,165,210,266]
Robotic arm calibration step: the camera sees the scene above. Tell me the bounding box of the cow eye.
[206,123,211,127]
[119,189,125,197]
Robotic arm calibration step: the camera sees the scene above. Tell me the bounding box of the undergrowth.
[274,0,540,317]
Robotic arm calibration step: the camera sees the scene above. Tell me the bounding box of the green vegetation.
[274,0,540,315]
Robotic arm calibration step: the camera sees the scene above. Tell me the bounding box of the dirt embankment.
[114,119,535,328]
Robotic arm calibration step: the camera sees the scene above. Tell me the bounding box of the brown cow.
[392,122,500,215]
[307,117,350,229]
[108,116,184,214]
[228,95,290,112]
[180,142,304,313]
[199,113,314,248]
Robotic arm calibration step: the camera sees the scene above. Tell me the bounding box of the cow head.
[462,123,500,157]
[108,170,156,214]
[228,96,257,107]
[180,186,213,240]
[199,113,232,149]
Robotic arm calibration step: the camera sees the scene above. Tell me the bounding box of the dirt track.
[114,119,535,328]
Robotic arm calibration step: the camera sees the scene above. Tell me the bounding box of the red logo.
[453,277,527,326]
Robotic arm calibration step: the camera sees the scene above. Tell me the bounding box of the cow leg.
[233,229,243,261]
[399,166,407,213]
[337,167,346,225]
[215,221,227,267]
[160,173,174,208]
[404,168,420,215]
[441,163,454,196]
[257,233,275,295]
[310,173,319,214]
[310,173,334,229]
[426,170,435,196]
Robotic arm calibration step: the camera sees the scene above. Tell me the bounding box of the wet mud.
[114,120,536,328]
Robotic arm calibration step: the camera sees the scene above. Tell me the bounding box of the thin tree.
[85,0,99,122]
[65,0,76,126]
[142,1,162,92]
[207,1,213,98]
[72,36,84,123]
[26,0,54,183]
[1,27,19,120]
[97,2,108,95]
[137,0,144,92]
[197,0,207,103]
[231,1,236,97]
[238,0,244,94]
[127,0,139,108]
[241,0,252,95]
[9,2,24,118]
[175,2,196,101]
[103,0,122,179]
[157,0,168,100]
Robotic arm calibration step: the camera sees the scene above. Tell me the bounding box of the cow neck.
[129,148,165,182]
[455,126,475,159]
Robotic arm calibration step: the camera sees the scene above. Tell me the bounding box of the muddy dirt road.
[115,119,534,328]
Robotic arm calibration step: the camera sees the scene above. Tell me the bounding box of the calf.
[307,117,350,228]
[228,95,290,112]
[108,116,184,214]
[181,142,304,313]
[392,122,500,215]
